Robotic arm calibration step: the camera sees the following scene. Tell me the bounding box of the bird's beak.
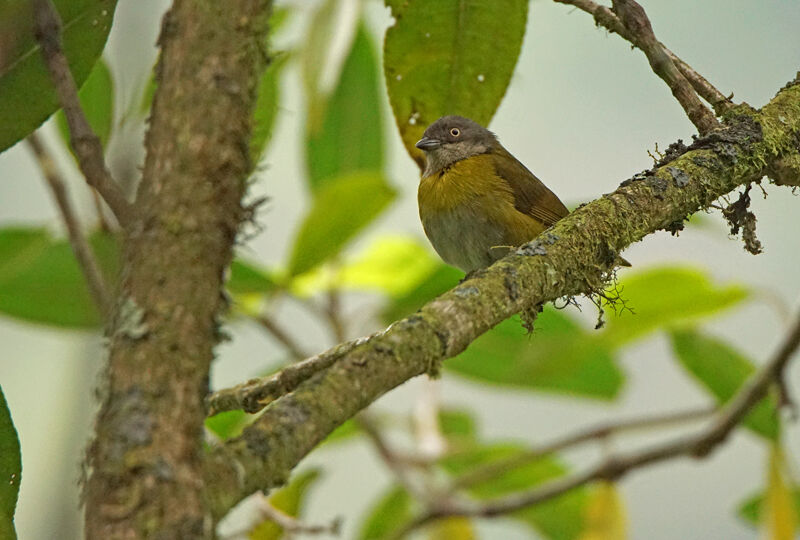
[415,136,441,150]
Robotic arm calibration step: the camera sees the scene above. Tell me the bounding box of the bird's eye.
[450,127,461,137]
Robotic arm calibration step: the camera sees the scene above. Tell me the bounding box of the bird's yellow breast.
[418,154,515,214]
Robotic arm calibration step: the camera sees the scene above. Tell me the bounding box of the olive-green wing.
[490,146,568,227]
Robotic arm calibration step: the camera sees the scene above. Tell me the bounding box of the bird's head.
[416,115,498,176]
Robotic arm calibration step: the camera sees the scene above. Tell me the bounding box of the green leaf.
[319,418,361,446]
[0,0,117,152]
[441,444,588,540]
[227,258,277,296]
[288,172,396,276]
[439,409,477,441]
[205,410,252,441]
[138,68,157,117]
[302,0,360,133]
[358,486,413,540]
[250,52,289,162]
[448,308,624,399]
[670,329,779,440]
[0,227,119,328]
[600,267,749,347]
[306,22,383,193]
[56,57,113,150]
[249,469,321,540]
[383,0,528,166]
[738,489,800,527]
[335,235,440,297]
[382,263,462,322]
[0,386,21,540]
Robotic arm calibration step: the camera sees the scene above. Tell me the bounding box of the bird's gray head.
[415,115,498,176]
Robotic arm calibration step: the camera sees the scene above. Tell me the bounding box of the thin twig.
[91,190,112,232]
[254,313,312,361]
[222,495,341,538]
[666,52,732,115]
[205,336,366,415]
[555,0,730,122]
[326,289,347,343]
[392,310,800,537]
[254,495,341,536]
[449,405,715,491]
[26,133,111,318]
[357,413,437,503]
[32,0,133,227]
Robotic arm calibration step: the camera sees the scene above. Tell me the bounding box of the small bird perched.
[415,115,570,273]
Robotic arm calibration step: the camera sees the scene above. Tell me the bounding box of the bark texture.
[204,80,800,519]
[83,1,271,538]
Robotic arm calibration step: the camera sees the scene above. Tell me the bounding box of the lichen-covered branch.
[82,1,273,538]
[203,78,800,519]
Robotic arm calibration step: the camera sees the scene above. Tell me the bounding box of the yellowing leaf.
[578,482,626,540]
[761,445,797,540]
[335,236,439,297]
[427,517,475,540]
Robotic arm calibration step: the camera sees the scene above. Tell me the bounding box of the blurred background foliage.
[0,0,798,539]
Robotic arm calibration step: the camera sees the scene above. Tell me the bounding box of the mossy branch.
[82,1,273,538]
[203,78,800,520]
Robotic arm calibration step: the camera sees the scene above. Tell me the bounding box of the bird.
[415,115,573,274]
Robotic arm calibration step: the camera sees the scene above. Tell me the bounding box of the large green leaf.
[441,443,588,540]
[0,386,21,540]
[358,486,413,540]
[249,469,321,540]
[227,258,277,296]
[306,22,383,193]
[205,410,252,441]
[383,0,528,166]
[600,267,749,347]
[288,172,396,276]
[382,262,463,322]
[0,227,119,328]
[55,57,113,151]
[670,329,779,440]
[0,0,117,152]
[302,0,359,133]
[448,308,624,399]
[250,53,289,163]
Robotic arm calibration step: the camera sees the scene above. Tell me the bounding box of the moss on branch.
[204,77,800,521]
